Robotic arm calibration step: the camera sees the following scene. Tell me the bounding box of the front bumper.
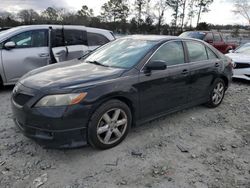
[233,68,250,81]
[11,88,93,148]
[14,118,87,148]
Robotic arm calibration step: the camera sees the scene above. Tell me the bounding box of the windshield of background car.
[180,32,206,40]
[235,43,250,54]
[84,38,157,69]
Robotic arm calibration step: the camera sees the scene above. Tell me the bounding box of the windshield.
[180,32,206,40]
[234,43,250,54]
[84,38,157,69]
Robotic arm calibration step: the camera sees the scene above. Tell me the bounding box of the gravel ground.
[0,81,250,188]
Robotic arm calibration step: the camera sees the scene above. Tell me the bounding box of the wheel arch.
[210,75,229,92]
[90,94,136,127]
[219,75,229,90]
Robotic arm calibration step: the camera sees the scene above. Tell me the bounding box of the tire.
[206,78,225,108]
[88,99,132,149]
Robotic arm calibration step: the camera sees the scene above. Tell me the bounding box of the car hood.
[19,59,125,91]
[226,53,250,63]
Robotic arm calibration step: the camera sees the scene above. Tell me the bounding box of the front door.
[138,41,190,120]
[213,33,226,53]
[1,29,50,83]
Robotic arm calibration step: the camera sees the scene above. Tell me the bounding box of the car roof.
[120,35,209,44]
[4,24,112,32]
[183,31,209,33]
[121,35,180,42]
[0,25,114,42]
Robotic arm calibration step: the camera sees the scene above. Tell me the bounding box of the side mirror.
[4,41,16,49]
[145,60,167,72]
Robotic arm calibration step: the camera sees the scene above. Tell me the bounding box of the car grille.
[13,93,33,106]
[234,62,250,69]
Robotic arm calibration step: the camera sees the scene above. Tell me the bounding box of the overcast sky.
[0,0,247,25]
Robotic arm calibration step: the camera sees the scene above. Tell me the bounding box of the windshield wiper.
[86,60,110,67]
[78,51,92,60]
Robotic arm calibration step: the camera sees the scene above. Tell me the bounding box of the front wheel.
[206,78,225,108]
[88,100,132,149]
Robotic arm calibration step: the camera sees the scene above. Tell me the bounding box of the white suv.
[0,25,115,85]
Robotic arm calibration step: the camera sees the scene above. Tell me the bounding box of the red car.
[180,31,237,54]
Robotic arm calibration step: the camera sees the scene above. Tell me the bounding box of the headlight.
[35,93,87,107]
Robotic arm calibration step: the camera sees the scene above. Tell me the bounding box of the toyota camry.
[11,35,233,149]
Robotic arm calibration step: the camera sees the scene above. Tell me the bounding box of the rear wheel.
[206,78,225,108]
[88,100,132,149]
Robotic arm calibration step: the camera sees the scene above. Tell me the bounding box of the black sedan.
[11,35,233,149]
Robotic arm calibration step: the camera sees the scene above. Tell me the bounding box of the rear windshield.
[180,32,206,40]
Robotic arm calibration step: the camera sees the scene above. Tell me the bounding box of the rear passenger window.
[87,33,109,46]
[64,29,87,46]
[186,41,208,62]
[150,41,185,66]
[214,33,222,42]
[206,47,218,59]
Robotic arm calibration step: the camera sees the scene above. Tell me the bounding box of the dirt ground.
[0,80,250,188]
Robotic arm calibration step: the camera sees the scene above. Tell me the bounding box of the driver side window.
[6,30,48,48]
[150,41,185,66]
[8,31,32,48]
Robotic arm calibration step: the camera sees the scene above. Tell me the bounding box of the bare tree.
[180,0,188,30]
[233,0,250,24]
[187,0,196,28]
[195,0,213,27]
[18,9,39,24]
[167,0,180,28]
[154,0,169,33]
[134,0,147,25]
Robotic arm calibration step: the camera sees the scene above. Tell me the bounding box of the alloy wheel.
[212,82,224,105]
[97,108,128,145]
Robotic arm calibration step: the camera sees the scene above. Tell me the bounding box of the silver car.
[0,25,115,86]
[226,43,250,81]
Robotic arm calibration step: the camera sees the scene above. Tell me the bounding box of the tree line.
[0,0,248,35]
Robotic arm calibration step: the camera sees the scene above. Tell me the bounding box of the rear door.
[185,40,220,102]
[51,28,88,62]
[2,29,49,83]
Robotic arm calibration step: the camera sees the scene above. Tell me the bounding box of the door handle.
[215,62,220,67]
[182,69,189,75]
[39,53,49,58]
[55,50,65,56]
